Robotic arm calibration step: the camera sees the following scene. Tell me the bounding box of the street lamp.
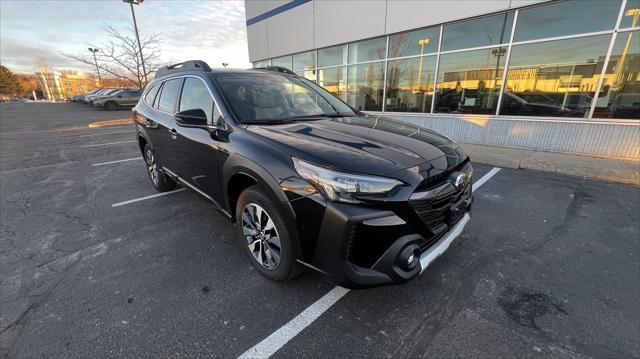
[417,38,430,111]
[222,63,229,68]
[88,47,102,87]
[123,0,147,84]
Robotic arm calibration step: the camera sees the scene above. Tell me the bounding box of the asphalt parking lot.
[1,102,638,359]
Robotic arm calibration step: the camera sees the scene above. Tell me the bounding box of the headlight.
[461,161,473,181]
[292,158,403,203]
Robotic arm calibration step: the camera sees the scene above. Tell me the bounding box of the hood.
[247,115,467,177]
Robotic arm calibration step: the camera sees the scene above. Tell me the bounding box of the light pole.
[417,39,430,112]
[88,47,102,87]
[222,63,229,68]
[614,8,639,88]
[123,0,147,85]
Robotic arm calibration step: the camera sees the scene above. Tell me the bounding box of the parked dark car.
[93,89,141,110]
[84,88,119,104]
[71,88,101,102]
[132,61,473,288]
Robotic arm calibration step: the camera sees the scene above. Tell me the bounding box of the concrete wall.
[244,0,551,61]
[374,112,640,160]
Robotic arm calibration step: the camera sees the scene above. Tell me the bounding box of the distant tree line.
[0,65,23,97]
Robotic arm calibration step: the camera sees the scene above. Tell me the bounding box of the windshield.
[215,73,355,124]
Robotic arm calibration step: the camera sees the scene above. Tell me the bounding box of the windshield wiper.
[289,112,352,120]
[243,119,294,125]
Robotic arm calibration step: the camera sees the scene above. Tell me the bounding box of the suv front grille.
[409,183,470,239]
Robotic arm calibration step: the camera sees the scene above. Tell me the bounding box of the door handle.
[169,128,178,139]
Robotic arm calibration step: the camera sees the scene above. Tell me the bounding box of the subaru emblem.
[454,173,468,190]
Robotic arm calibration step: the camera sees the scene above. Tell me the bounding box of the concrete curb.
[460,143,640,186]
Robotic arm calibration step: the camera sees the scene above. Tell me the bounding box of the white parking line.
[472,167,501,192]
[81,140,137,148]
[237,166,502,359]
[111,188,186,207]
[92,157,142,166]
[237,286,350,359]
[77,130,133,137]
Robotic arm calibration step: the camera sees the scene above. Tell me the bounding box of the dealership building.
[244,0,639,160]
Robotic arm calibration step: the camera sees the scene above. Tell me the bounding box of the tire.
[235,186,301,282]
[143,144,177,192]
[105,101,117,111]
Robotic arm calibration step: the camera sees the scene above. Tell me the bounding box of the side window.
[179,77,214,125]
[144,83,160,106]
[153,83,163,109]
[157,78,183,113]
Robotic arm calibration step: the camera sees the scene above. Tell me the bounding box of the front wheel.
[143,144,176,192]
[235,186,301,282]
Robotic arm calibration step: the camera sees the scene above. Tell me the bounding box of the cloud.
[0,39,88,73]
[0,0,251,73]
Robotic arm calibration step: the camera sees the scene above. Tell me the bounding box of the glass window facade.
[514,0,621,42]
[293,51,317,82]
[317,67,346,100]
[441,12,513,51]
[385,56,437,112]
[348,36,386,63]
[593,30,640,119]
[318,44,347,67]
[253,0,634,119]
[254,60,270,68]
[293,51,316,72]
[388,26,440,58]
[271,55,292,69]
[502,35,611,118]
[620,0,640,29]
[347,62,384,111]
[435,47,506,114]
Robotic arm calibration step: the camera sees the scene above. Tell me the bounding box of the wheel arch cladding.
[223,154,294,223]
[138,134,147,153]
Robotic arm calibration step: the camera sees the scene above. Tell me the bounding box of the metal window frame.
[430,25,444,114]
[382,35,390,112]
[496,9,520,115]
[588,0,629,118]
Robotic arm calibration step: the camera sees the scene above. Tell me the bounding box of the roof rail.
[156,60,212,78]
[256,66,297,76]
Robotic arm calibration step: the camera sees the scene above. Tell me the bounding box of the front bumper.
[418,213,470,273]
[295,186,473,288]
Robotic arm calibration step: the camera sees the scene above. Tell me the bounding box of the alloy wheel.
[241,203,282,269]
[145,149,159,185]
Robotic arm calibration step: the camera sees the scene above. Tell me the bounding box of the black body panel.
[131,66,472,288]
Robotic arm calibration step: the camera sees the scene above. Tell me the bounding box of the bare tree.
[63,24,162,88]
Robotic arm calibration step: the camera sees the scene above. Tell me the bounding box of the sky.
[0,0,251,74]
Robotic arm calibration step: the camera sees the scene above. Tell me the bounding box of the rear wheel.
[143,144,176,192]
[235,186,301,281]
[105,101,117,111]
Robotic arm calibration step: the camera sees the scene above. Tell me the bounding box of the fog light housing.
[398,245,420,271]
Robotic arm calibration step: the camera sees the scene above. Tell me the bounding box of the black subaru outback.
[132,60,473,288]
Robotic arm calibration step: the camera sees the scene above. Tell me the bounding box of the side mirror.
[175,109,208,127]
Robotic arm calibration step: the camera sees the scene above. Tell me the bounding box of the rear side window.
[157,78,183,113]
[179,77,214,124]
[144,83,160,105]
